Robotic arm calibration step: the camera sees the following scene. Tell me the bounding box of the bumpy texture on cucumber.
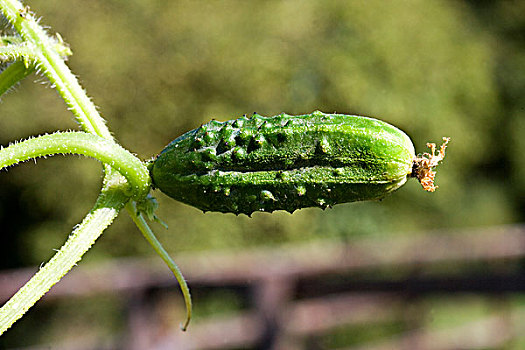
[151,111,418,215]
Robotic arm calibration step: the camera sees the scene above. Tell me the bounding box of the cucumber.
[151,111,444,215]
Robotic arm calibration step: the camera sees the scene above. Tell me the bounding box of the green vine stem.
[0,131,151,200]
[126,202,193,331]
[0,43,34,62]
[0,175,129,334]
[0,38,71,98]
[0,0,131,332]
[0,0,193,333]
[0,0,111,139]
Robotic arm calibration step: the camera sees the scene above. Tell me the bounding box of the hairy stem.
[0,0,189,335]
[0,131,151,200]
[0,0,112,139]
[126,202,193,331]
[0,175,129,335]
[0,42,35,62]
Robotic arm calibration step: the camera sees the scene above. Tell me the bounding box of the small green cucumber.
[151,111,446,215]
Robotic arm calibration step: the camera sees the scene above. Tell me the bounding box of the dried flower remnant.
[412,137,450,192]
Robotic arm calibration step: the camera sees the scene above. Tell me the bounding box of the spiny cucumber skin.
[151,111,415,215]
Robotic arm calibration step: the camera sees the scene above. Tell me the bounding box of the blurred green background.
[0,0,524,348]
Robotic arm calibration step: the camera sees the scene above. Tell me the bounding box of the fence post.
[253,275,296,350]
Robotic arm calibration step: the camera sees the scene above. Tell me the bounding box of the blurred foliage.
[0,0,524,348]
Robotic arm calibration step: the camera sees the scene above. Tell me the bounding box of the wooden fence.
[1,225,525,349]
